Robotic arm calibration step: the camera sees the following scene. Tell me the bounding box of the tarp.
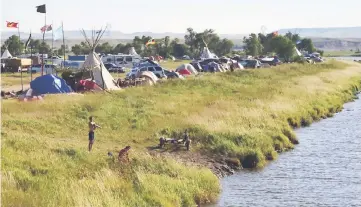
[176,64,198,75]
[83,52,120,90]
[30,74,73,95]
[1,49,12,59]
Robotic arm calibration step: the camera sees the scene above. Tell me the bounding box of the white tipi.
[129,47,138,56]
[1,48,12,59]
[81,28,120,90]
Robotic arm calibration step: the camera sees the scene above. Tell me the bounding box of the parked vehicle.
[239,59,262,69]
[104,63,125,73]
[126,65,167,79]
[101,54,142,68]
[29,64,56,74]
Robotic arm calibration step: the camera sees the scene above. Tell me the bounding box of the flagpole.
[52,21,54,67]
[41,12,46,76]
[18,22,24,91]
[62,21,65,69]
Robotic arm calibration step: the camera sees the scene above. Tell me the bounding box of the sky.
[1,0,361,34]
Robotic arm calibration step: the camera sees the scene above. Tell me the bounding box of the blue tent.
[30,74,73,95]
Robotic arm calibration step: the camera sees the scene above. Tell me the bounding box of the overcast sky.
[1,0,360,34]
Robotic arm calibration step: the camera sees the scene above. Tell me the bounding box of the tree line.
[1,29,322,60]
[1,28,234,59]
[243,32,323,61]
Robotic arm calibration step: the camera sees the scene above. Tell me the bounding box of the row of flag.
[7,21,64,40]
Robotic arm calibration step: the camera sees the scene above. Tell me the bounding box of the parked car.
[239,60,262,69]
[126,65,167,79]
[104,63,125,73]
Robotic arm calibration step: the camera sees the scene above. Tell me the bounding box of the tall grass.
[2,60,361,206]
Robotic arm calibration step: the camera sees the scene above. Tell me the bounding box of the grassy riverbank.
[2,60,361,207]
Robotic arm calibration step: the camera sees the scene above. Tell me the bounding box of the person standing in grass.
[88,116,101,151]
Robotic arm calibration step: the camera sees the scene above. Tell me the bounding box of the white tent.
[1,49,12,59]
[176,63,198,75]
[295,47,302,56]
[81,28,120,90]
[129,47,138,56]
[200,47,214,59]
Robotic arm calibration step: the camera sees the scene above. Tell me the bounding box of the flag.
[6,21,18,28]
[53,25,63,40]
[145,39,156,46]
[24,32,32,50]
[36,4,46,13]
[40,24,52,33]
[272,31,279,37]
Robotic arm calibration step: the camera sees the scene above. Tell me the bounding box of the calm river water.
[210,94,361,207]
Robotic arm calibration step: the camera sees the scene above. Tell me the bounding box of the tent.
[1,49,12,59]
[129,47,138,56]
[81,28,120,90]
[176,64,198,75]
[295,47,302,56]
[177,69,192,76]
[200,47,217,59]
[30,74,73,95]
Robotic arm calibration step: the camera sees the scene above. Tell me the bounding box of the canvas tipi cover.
[200,47,215,59]
[1,49,12,59]
[129,47,138,56]
[83,52,120,90]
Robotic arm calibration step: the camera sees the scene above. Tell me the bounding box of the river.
[210,94,361,207]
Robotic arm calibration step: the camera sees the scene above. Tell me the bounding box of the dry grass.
[2,60,361,207]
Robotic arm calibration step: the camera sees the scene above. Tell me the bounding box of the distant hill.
[278,27,361,38]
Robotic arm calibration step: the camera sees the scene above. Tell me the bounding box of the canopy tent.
[81,28,120,90]
[129,47,138,56]
[1,49,12,59]
[30,74,73,95]
[176,64,198,75]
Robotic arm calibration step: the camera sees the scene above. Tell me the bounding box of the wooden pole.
[62,21,65,69]
[17,22,24,91]
[41,12,46,76]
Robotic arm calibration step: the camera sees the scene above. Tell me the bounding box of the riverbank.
[2,60,361,206]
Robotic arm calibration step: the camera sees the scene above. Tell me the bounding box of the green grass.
[2,60,361,207]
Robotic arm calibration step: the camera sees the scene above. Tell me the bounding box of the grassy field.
[2,60,361,207]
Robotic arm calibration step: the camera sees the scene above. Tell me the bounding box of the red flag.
[272,31,279,37]
[6,21,19,28]
[40,24,52,32]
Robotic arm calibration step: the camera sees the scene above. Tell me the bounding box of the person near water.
[88,116,101,151]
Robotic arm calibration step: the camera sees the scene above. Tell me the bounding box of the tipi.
[129,47,138,56]
[1,48,13,59]
[81,28,120,90]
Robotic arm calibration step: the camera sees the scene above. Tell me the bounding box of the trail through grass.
[2,60,361,207]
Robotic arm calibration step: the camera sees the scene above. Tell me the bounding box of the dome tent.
[176,64,198,75]
[30,74,73,95]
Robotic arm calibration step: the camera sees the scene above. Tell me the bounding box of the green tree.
[285,32,301,44]
[243,33,263,56]
[270,36,296,61]
[298,38,316,53]
[184,28,197,55]
[71,44,82,55]
[215,38,234,56]
[55,45,69,56]
[1,35,24,55]
[95,42,113,54]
